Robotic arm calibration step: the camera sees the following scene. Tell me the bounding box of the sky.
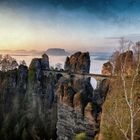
[1,0,140,52]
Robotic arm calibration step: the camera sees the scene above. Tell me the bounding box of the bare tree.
[114,40,140,140]
[0,54,18,71]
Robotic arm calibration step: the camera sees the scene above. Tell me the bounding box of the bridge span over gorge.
[43,69,115,88]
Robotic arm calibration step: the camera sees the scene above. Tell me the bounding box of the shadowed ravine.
[0,52,110,140]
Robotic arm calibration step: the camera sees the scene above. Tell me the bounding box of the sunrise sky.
[1,0,140,52]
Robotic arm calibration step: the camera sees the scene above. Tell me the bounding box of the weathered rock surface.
[0,52,110,140]
[101,61,113,75]
[57,52,109,140]
[41,54,50,70]
[98,49,140,140]
[114,50,134,75]
[0,54,57,140]
[65,52,90,73]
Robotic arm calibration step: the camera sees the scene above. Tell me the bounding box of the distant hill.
[0,49,43,56]
[46,48,69,56]
[90,52,112,61]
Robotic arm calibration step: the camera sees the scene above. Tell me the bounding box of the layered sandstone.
[57,52,109,140]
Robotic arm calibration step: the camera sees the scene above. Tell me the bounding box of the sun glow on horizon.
[1,2,140,52]
[0,6,114,51]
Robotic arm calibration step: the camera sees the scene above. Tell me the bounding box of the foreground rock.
[0,54,57,140]
[57,52,109,140]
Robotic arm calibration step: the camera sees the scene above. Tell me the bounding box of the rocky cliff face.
[65,52,90,73]
[101,61,113,76]
[0,54,58,140]
[101,50,135,76]
[114,50,134,75]
[98,49,140,140]
[57,52,109,140]
[0,52,110,140]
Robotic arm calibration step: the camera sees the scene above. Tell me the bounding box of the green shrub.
[74,132,87,140]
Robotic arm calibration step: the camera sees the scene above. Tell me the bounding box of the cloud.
[0,0,140,25]
[105,33,140,44]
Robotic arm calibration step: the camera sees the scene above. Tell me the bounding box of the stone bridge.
[43,69,115,88]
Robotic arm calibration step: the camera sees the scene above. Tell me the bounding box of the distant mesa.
[46,48,69,56]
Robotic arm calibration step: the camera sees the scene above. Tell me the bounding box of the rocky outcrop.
[41,54,50,70]
[0,52,110,140]
[114,50,134,75]
[64,52,90,73]
[0,54,57,140]
[101,61,113,75]
[101,50,135,76]
[57,52,109,140]
[98,49,140,140]
[17,65,28,94]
